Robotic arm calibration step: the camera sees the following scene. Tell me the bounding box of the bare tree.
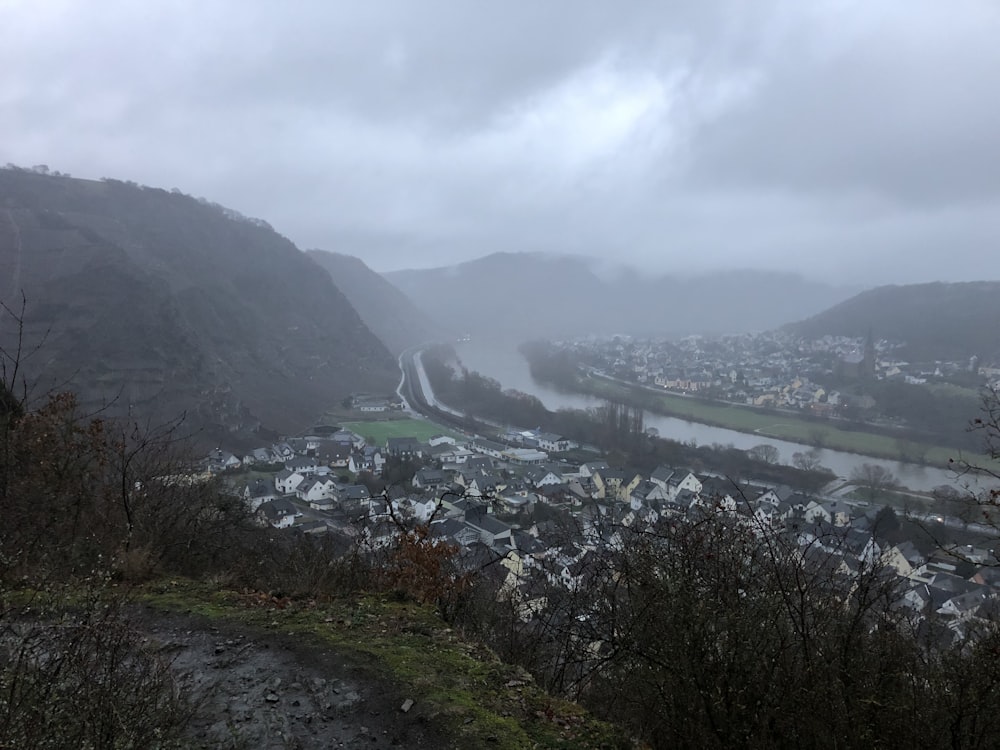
[792,448,824,472]
[808,426,827,448]
[747,443,780,465]
[470,505,969,748]
[850,462,898,502]
[949,385,1000,528]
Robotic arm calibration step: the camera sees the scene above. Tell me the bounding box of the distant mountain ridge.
[784,281,1000,362]
[306,250,442,354]
[0,168,398,440]
[386,252,858,339]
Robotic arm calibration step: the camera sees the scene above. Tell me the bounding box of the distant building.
[837,329,876,380]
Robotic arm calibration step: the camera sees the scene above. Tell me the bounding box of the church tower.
[862,328,876,379]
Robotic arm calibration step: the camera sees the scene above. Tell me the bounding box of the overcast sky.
[2,0,999,284]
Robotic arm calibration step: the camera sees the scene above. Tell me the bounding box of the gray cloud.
[1,0,998,285]
[691,3,1000,206]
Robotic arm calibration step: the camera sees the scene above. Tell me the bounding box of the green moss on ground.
[139,580,632,750]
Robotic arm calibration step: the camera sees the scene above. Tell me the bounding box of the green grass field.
[924,382,983,400]
[341,419,459,445]
[582,374,971,467]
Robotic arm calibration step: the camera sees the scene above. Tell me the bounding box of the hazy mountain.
[386,252,858,340]
[0,168,398,439]
[785,281,1000,362]
[306,250,442,354]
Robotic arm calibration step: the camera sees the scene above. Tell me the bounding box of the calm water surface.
[454,338,972,493]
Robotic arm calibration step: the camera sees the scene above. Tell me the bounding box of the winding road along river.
[453,338,978,493]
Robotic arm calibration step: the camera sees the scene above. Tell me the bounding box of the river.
[453,338,977,493]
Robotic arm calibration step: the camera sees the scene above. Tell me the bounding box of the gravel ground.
[136,607,450,749]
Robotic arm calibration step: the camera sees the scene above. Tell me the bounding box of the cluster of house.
[222,426,999,642]
[236,427,575,525]
[555,332,997,414]
[205,432,386,476]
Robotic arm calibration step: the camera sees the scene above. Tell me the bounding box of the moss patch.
[138,580,631,749]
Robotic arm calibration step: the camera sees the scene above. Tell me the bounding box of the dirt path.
[134,606,449,749]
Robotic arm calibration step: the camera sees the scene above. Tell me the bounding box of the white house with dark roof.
[531,432,574,453]
[272,442,296,461]
[670,471,703,498]
[806,499,852,527]
[243,479,277,511]
[285,456,320,475]
[523,466,564,489]
[275,469,306,495]
[296,476,337,505]
[471,438,506,459]
[649,465,676,489]
[258,498,300,529]
[349,445,385,475]
[207,449,241,472]
[413,468,448,491]
[631,480,670,510]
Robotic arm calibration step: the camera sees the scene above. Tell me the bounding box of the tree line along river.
[451,338,977,494]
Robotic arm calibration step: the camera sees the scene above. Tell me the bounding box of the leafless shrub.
[0,581,188,749]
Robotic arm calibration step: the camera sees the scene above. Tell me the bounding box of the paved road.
[396,346,498,438]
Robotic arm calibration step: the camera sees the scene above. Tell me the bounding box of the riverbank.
[405,345,838,492]
[448,338,983,491]
[571,371,971,469]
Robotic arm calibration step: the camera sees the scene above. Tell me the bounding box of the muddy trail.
[135,606,449,749]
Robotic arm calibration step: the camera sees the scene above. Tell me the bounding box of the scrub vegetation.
[5,347,1000,748]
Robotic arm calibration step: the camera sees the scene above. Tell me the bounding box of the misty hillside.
[306,250,442,354]
[0,168,398,438]
[785,281,1000,361]
[387,252,857,339]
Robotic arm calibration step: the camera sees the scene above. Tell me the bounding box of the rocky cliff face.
[0,168,397,439]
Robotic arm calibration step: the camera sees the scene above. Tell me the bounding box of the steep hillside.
[387,252,857,339]
[0,168,397,438]
[785,281,1000,361]
[307,250,442,354]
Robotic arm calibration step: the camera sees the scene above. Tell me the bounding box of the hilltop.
[785,281,1000,362]
[387,251,857,339]
[0,167,398,440]
[307,250,443,354]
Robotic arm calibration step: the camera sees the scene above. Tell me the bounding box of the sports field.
[341,419,459,444]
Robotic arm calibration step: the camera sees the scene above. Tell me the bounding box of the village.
[550,331,1000,415]
[206,412,1000,644]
